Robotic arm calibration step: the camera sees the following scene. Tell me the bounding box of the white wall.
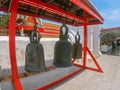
[0,36,58,76]
[0,25,101,76]
[92,25,101,57]
[68,25,101,57]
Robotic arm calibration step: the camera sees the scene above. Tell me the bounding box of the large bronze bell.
[25,30,46,73]
[72,32,82,59]
[53,24,72,67]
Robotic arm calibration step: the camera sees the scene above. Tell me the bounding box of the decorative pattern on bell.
[25,30,46,73]
[72,32,82,59]
[53,24,72,67]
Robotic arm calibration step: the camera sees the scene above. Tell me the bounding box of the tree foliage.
[0,12,10,29]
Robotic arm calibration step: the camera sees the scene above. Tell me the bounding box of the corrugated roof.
[0,0,104,26]
[101,26,120,31]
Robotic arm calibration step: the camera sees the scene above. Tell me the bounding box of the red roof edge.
[103,26,120,31]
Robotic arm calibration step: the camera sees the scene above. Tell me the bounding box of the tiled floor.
[53,55,120,90]
[52,47,120,90]
[1,47,120,90]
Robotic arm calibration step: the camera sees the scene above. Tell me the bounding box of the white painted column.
[92,25,101,57]
[88,28,93,52]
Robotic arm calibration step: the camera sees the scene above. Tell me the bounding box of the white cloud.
[101,8,120,22]
[91,0,120,28]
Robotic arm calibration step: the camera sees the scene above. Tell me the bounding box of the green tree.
[0,12,10,35]
[0,12,10,28]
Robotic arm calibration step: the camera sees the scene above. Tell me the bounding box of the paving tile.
[1,47,120,90]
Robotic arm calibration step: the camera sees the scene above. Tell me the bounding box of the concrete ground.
[53,54,120,90]
[1,52,120,90]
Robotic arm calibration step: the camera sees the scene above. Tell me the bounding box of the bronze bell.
[72,32,82,59]
[25,30,46,73]
[53,24,72,67]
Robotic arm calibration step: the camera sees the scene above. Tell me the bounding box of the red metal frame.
[76,22,103,26]
[70,0,104,23]
[86,47,103,72]
[82,11,103,72]
[5,0,104,90]
[17,11,76,26]
[8,0,23,90]
[0,8,76,26]
[83,11,87,67]
[19,0,85,23]
[37,66,85,90]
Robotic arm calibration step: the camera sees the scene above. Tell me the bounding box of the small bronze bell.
[72,32,82,59]
[53,24,72,67]
[25,30,46,73]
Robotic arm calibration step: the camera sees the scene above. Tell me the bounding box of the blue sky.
[0,11,4,14]
[91,0,120,28]
[1,0,120,28]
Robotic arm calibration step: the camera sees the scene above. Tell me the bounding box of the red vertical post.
[83,11,87,67]
[9,0,23,90]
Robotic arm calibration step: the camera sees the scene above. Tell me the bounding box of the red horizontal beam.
[0,8,8,12]
[76,22,103,26]
[70,0,104,23]
[73,64,102,73]
[0,8,78,26]
[37,67,85,90]
[0,8,101,27]
[85,66,103,73]
[0,8,58,23]
[87,22,103,25]
[19,0,84,23]
[87,16,95,19]
[18,11,76,26]
[0,9,102,27]
[0,1,103,26]
[0,8,76,26]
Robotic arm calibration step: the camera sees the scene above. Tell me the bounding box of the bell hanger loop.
[60,17,68,35]
[30,7,42,42]
[76,21,80,38]
[75,30,80,42]
[33,7,39,31]
[63,17,67,25]
[77,26,80,33]
[76,21,79,26]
